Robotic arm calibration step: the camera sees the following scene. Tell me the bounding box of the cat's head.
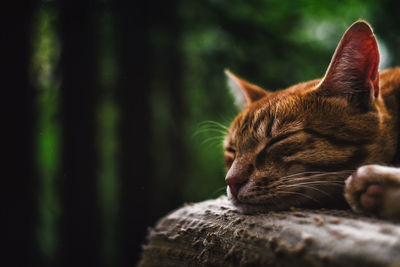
[224,20,396,213]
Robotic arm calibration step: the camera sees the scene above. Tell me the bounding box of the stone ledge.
[139,196,400,266]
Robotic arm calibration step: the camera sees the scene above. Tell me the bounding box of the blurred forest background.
[5,0,400,266]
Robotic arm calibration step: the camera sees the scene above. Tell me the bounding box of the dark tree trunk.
[112,0,187,264]
[157,0,186,212]
[112,1,152,265]
[58,1,101,266]
[3,1,38,266]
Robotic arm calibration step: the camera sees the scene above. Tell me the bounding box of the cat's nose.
[226,175,247,198]
[225,161,250,197]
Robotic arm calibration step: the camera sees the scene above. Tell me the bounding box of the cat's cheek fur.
[345,165,400,219]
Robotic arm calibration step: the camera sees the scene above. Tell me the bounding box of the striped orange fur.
[224,20,400,219]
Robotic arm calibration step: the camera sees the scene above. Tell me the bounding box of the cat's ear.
[317,20,380,109]
[225,70,268,108]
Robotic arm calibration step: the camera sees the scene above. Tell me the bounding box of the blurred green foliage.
[32,0,400,264]
[31,8,61,261]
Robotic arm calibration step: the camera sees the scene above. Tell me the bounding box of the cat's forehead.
[229,90,350,145]
[239,79,322,126]
[238,96,305,132]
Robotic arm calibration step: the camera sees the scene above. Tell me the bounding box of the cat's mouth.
[226,173,349,214]
[226,185,282,214]
[227,189,286,214]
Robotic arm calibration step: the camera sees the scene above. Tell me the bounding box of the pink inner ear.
[367,43,379,98]
[319,21,380,100]
[355,29,380,97]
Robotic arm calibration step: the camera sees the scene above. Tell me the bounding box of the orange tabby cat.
[224,20,400,219]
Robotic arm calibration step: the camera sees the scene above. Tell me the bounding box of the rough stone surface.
[139,196,400,267]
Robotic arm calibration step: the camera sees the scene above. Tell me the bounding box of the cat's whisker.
[256,171,324,181]
[196,121,228,131]
[301,170,354,177]
[282,176,347,183]
[198,120,229,131]
[296,183,343,189]
[278,171,326,180]
[283,184,339,198]
[202,142,224,150]
[193,128,228,137]
[280,170,354,182]
[201,136,225,146]
[284,180,345,186]
[193,122,228,147]
[198,120,229,127]
[276,190,320,204]
[210,186,227,197]
[283,179,347,188]
[196,124,228,131]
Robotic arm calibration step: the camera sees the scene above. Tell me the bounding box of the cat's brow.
[265,129,304,149]
[303,129,371,146]
[267,128,369,150]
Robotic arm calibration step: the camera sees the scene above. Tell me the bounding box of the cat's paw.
[345,165,400,220]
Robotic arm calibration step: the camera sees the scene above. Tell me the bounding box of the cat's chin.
[227,187,284,214]
[226,186,333,214]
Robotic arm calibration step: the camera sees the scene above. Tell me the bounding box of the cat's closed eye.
[265,131,303,150]
[224,147,235,168]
